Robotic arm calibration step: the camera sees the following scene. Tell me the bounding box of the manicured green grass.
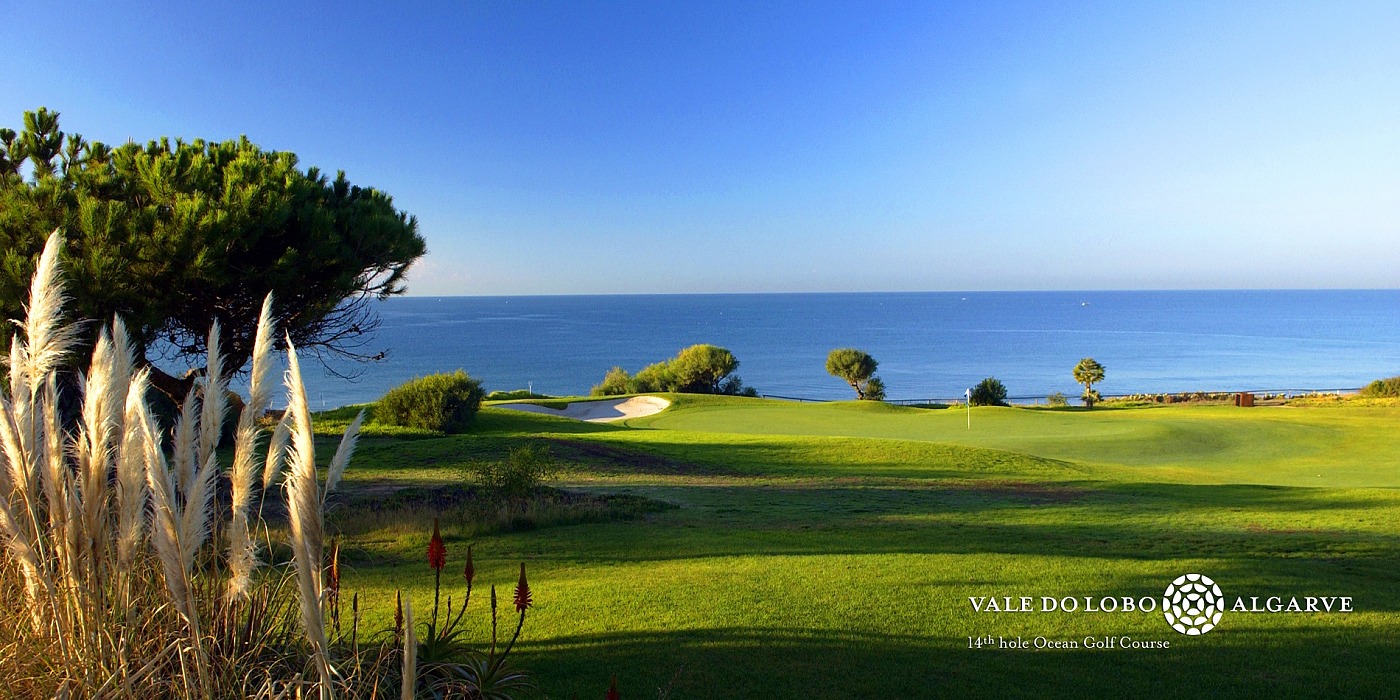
[328,395,1400,699]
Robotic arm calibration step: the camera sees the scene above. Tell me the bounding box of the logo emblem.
[1163,574,1223,635]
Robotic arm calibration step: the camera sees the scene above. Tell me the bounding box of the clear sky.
[3,1,1398,294]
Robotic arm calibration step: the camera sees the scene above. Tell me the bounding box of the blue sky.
[3,1,1398,294]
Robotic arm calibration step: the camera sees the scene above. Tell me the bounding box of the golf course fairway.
[330,395,1400,699]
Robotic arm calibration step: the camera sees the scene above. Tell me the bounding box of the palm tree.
[1073,357,1106,409]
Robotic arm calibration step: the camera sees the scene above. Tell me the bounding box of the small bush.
[862,376,887,401]
[1082,388,1102,408]
[1360,376,1400,398]
[593,345,755,395]
[591,366,632,396]
[1046,392,1068,407]
[969,377,1008,406]
[376,370,484,433]
[476,445,558,502]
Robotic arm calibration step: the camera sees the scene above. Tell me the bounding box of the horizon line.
[397,287,1400,299]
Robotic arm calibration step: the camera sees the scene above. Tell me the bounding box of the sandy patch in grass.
[497,396,671,422]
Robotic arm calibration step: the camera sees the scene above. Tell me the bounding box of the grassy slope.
[331,396,1400,699]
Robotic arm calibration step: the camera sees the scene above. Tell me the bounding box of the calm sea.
[279,291,1400,410]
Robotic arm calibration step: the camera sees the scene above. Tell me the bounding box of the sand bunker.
[495,396,670,423]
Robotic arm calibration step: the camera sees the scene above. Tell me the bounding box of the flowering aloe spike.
[514,562,533,612]
[427,518,446,572]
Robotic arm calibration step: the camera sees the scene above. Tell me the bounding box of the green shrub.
[1046,392,1068,407]
[591,366,632,396]
[476,445,558,502]
[1360,376,1400,398]
[969,377,1008,406]
[376,370,484,433]
[862,376,887,401]
[629,360,675,393]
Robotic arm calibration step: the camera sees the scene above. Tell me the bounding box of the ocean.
[277,290,1400,410]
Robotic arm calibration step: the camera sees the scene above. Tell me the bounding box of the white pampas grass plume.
[262,412,291,490]
[143,407,198,631]
[247,295,276,417]
[19,231,81,390]
[401,594,417,700]
[323,409,363,501]
[179,452,218,571]
[77,328,115,561]
[194,321,228,480]
[108,317,134,410]
[116,369,151,570]
[283,339,333,697]
[172,384,199,498]
[226,296,278,600]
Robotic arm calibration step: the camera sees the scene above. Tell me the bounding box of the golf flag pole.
[965,388,971,429]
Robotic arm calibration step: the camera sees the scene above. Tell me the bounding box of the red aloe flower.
[606,674,620,700]
[463,544,475,584]
[513,562,533,612]
[427,518,447,571]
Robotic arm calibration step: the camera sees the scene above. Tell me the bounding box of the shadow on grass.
[339,478,1400,604]
[518,625,1396,699]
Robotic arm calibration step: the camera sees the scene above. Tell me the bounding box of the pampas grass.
[0,231,538,699]
[228,296,277,601]
[283,340,335,698]
[0,231,385,698]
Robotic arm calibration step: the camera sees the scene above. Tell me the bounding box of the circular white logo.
[1163,574,1223,635]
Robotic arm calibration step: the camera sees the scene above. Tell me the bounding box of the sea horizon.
[240,289,1400,410]
[398,286,1400,299]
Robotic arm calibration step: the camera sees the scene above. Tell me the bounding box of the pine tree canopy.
[0,107,427,399]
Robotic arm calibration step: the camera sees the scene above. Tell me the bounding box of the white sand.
[495,396,671,423]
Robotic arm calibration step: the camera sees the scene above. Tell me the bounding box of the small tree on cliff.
[826,348,883,400]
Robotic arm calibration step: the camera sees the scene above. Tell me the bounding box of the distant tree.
[969,377,1008,406]
[0,107,426,402]
[826,348,883,400]
[1073,357,1106,409]
[670,344,739,393]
